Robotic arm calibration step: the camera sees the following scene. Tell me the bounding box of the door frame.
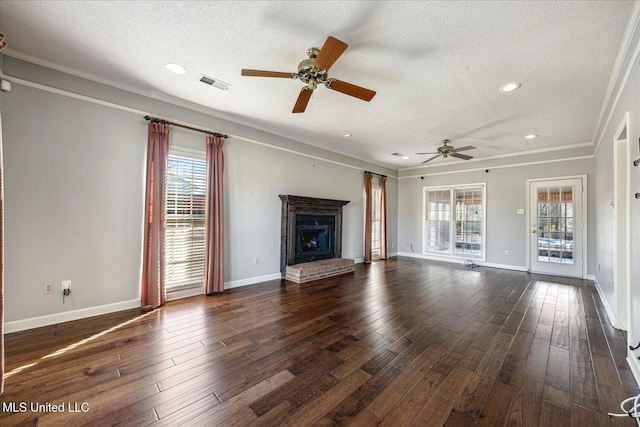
[525,175,588,278]
[613,113,632,330]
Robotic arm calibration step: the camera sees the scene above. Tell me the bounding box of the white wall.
[3,84,146,322]
[224,136,398,284]
[0,58,397,329]
[591,10,640,383]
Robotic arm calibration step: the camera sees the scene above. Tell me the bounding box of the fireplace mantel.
[279,195,350,277]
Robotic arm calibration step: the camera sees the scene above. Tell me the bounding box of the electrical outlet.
[62,280,71,290]
[504,250,509,256]
[253,257,259,265]
[44,283,54,294]
[392,243,396,250]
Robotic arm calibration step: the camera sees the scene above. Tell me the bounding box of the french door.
[528,177,585,278]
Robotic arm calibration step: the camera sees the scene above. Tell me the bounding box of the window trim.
[422,183,487,261]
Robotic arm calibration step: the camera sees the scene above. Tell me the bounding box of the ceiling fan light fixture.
[500,82,521,93]
[166,63,186,75]
[525,134,538,139]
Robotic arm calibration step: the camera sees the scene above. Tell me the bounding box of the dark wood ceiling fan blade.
[314,36,348,71]
[328,79,376,101]
[241,69,294,78]
[450,152,474,160]
[452,146,476,152]
[421,155,441,164]
[292,88,313,113]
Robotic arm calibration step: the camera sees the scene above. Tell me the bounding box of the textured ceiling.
[0,1,637,170]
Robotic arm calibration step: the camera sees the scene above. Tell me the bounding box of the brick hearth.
[285,258,355,283]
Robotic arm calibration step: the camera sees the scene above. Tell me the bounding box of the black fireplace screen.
[295,215,336,263]
[300,227,330,252]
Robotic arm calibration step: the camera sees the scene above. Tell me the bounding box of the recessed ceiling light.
[499,82,521,93]
[166,63,186,74]
[341,132,352,138]
[525,134,538,139]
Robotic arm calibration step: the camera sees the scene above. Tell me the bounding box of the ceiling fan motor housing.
[297,62,329,87]
[437,140,453,156]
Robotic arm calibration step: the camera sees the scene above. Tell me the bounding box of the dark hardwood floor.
[1,257,637,426]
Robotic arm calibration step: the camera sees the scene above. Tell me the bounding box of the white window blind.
[165,153,206,289]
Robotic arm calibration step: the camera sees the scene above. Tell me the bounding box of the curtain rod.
[365,170,387,178]
[144,116,228,139]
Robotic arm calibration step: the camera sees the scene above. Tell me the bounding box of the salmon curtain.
[0,113,5,394]
[140,122,169,308]
[364,172,373,263]
[204,134,225,294]
[380,176,388,260]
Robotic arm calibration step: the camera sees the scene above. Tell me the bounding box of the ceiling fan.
[241,36,376,113]
[417,139,476,164]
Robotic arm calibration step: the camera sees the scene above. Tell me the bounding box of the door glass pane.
[537,186,574,265]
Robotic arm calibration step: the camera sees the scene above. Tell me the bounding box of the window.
[424,189,451,254]
[423,184,485,259]
[371,184,382,259]
[165,151,206,292]
[536,186,574,264]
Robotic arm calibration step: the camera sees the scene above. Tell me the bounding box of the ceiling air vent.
[199,74,230,91]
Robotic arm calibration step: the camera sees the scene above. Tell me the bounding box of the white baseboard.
[4,273,284,333]
[627,351,640,388]
[477,261,529,272]
[166,287,203,301]
[226,258,367,289]
[4,299,141,334]
[591,278,626,330]
[225,272,282,289]
[2,256,451,333]
[396,251,528,272]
